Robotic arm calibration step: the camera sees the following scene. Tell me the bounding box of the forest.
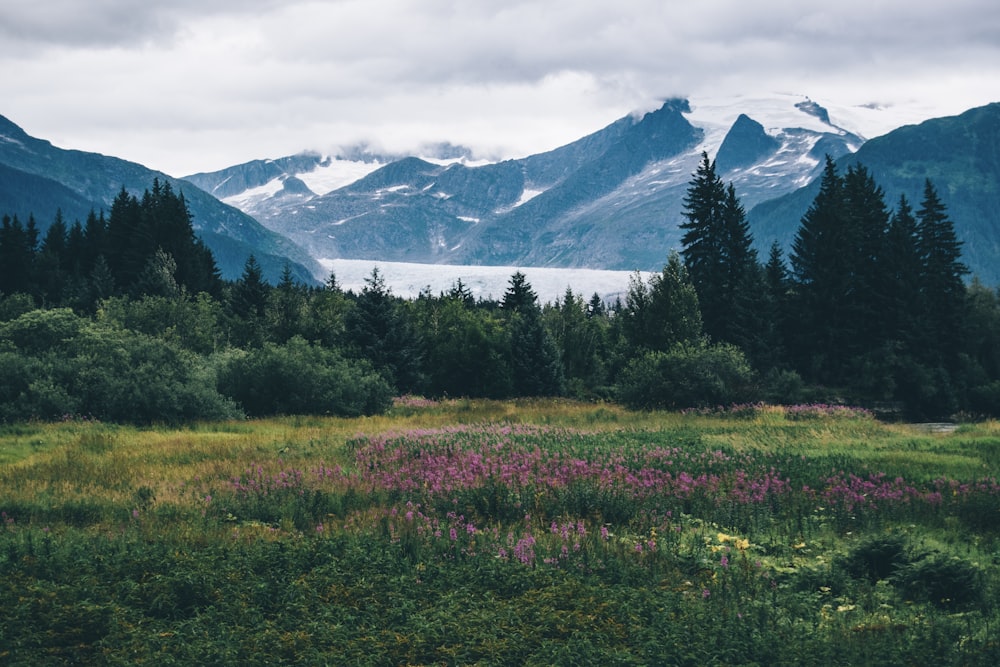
[1,158,999,425]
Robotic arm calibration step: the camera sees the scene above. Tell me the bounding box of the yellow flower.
[717,532,731,544]
[793,541,807,549]
[734,538,750,551]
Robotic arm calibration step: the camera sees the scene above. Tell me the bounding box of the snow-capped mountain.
[184,94,984,274]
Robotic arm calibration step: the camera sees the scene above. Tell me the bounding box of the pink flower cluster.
[348,425,791,506]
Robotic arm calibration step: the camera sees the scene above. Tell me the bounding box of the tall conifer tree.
[917,179,968,366]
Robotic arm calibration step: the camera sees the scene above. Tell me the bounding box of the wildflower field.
[2,399,999,665]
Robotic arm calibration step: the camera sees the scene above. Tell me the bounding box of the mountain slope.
[0,115,321,284]
[748,103,1000,285]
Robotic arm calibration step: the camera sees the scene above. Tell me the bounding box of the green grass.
[2,400,999,665]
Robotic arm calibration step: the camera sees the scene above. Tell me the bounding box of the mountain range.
[183,94,1000,285]
[2,95,998,286]
[185,94,870,272]
[0,115,320,284]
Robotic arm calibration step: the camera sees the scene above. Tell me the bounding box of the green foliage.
[0,308,240,424]
[680,153,762,350]
[414,294,514,398]
[897,552,986,610]
[620,251,703,354]
[617,341,754,409]
[216,336,393,417]
[839,533,911,583]
[2,165,1000,420]
[345,268,425,394]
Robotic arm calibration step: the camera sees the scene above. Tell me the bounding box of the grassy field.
[2,399,999,665]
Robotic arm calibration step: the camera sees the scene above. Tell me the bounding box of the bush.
[896,552,985,610]
[616,341,755,410]
[0,308,242,424]
[838,534,910,583]
[217,336,393,417]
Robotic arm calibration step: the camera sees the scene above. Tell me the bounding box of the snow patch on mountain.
[223,178,286,209]
[297,157,385,195]
[683,93,913,143]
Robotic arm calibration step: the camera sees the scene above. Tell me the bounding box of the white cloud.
[2,0,998,176]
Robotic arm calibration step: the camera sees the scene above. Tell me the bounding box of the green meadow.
[2,400,999,665]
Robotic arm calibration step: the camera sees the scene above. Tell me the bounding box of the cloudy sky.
[2,0,998,177]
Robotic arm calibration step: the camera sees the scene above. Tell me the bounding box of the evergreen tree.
[65,219,87,279]
[300,272,351,349]
[882,195,925,351]
[106,186,145,287]
[680,153,727,337]
[501,271,539,314]
[841,164,892,353]
[543,288,610,396]
[917,179,968,366]
[104,181,221,298]
[36,210,70,304]
[680,153,760,350]
[621,251,703,354]
[82,209,108,274]
[500,272,564,396]
[509,306,565,397]
[790,157,850,382]
[231,254,270,320]
[266,263,307,343]
[587,292,606,318]
[0,214,38,297]
[346,268,425,393]
[759,242,791,371]
[447,278,476,308]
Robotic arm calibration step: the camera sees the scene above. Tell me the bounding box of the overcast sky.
[2,0,998,177]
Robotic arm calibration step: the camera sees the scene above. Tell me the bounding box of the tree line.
[1,165,998,424]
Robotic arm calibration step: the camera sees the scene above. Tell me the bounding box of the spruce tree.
[680,153,760,350]
[501,272,565,396]
[882,195,925,351]
[0,214,37,296]
[501,271,539,314]
[621,251,703,354]
[680,152,726,338]
[346,268,425,393]
[841,164,892,355]
[917,179,968,366]
[790,156,849,382]
[37,210,69,304]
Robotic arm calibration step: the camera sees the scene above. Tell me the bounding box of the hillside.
[0,115,320,283]
[749,103,1000,284]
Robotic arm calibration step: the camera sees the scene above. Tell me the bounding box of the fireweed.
[214,424,1000,573]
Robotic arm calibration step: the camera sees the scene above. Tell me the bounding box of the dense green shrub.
[897,552,986,610]
[838,533,911,583]
[216,336,393,417]
[0,308,241,424]
[617,341,755,409]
